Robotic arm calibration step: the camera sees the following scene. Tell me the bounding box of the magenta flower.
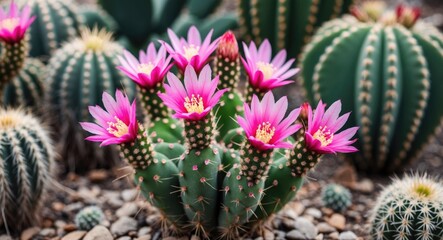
[305,100,359,154]
[237,92,302,151]
[162,26,220,74]
[0,1,35,43]
[241,39,299,91]
[80,90,138,146]
[117,43,172,88]
[158,65,228,121]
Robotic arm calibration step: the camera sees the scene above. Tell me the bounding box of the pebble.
[136,235,152,240]
[353,179,374,193]
[63,224,77,232]
[282,209,298,220]
[190,235,200,240]
[0,235,13,240]
[263,229,274,240]
[117,237,131,240]
[305,208,322,219]
[52,202,66,212]
[329,232,340,240]
[138,227,152,236]
[111,217,138,236]
[294,217,318,239]
[108,197,124,208]
[20,227,40,240]
[291,202,305,215]
[339,231,358,240]
[61,231,87,240]
[282,218,296,229]
[316,234,324,240]
[317,222,335,233]
[286,230,305,240]
[64,202,84,213]
[88,169,109,182]
[328,214,346,231]
[122,189,138,202]
[145,215,158,225]
[40,228,56,237]
[116,202,139,217]
[83,226,113,240]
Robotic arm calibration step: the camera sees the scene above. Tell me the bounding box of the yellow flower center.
[183,44,200,61]
[255,122,275,144]
[184,94,204,114]
[313,126,334,147]
[107,116,129,137]
[256,61,276,80]
[0,18,19,31]
[413,184,432,198]
[137,62,155,75]
[0,115,17,128]
[80,27,113,52]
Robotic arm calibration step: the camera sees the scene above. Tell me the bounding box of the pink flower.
[162,26,220,74]
[158,65,228,121]
[237,92,302,151]
[117,43,172,88]
[0,1,35,43]
[305,100,359,154]
[241,39,298,91]
[217,31,238,61]
[80,90,138,146]
[396,4,420,28]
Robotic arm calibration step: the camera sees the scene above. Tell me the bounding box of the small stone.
[291,201,305,215]
[40,228,56,237]
[55,220,67,229]
[116,202,139,217]
[317,222,335,233]
[63,224,77,232]
[282,209,298,220]
[111,217,138,236]
[52,202,65,212]
[108,197,124,208]
[263,229,274,240]
[117,237,131,240]
[352,179,374,193]
[84,226,113,240]
[122,189,138,202]
[61,231,87,240]
[20,227,40,240]
[339,231,358,240]
[274,230,285,239]
[65,202,84,213]
[138,227,152,236]
[190,235,200,240]
[88,170,108,182]
[286,230,305,240]
[295,217,318,239]
[329,232,339,240]
[42,218,54,228]
[0,235,13,240]
[282,218,295,229]
[328,214,346,231]
[145,215,158,225]
[316,234,324,240]
[322,207,334,216]
[255,237,263,240]
[305,208,322,219]
[137,235,151,240]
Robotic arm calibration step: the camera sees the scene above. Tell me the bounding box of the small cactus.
[0,108,54,231]
[321,184,352,212]
[75,206,105,231]
[371,174,443,240]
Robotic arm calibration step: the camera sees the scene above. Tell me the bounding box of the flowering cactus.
[82,27,358,239]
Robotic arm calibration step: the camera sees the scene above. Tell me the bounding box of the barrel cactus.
[300,2,443,173]
[0,108,54,231]
[81,28,359,238]
[321,183,352,212]
[238,0,355,59]
[47,27,134,171]
[18,0,82,59]
[79,4,117,33]
[371,174,443,240]
[75,206,105,231]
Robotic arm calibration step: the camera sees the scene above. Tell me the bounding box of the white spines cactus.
[75,206,105,231]
[321,183,352,212]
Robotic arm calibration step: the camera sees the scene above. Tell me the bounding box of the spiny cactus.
[17,0,82,59]
[371,174,443,240]
[237,0,355,59]
[2,58,46,108]
[321,183,352,212]
[47,27,134,171]
[300,2,443,173]
[0,108,54,231]
[79,4,117,33]
[81,28,359,239]
[75,206,105,231]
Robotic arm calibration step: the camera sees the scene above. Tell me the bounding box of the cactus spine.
[0,109,54,231]
[75,206,105,231]
[0,41,27,96]
[371,174,443,240]
[321,184,352,212]
[300,3,443,173]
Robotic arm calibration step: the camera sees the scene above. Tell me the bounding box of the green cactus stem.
[0,40,27,95]
[79,4,118,32]
[321,184,352,212]
[0,109,54,232]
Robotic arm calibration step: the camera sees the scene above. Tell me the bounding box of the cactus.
[2,58,46,108]
[47,27,134,171]
[371,174,443,240]
[98,0,237,48]
[321,183,352,212]
[17,0,82,59]
[237,0,355,60]
[300,3,443,173]
[75,206,105,231]
[79,4,117,33]
[0,109,54,231]
[81,28,359,239]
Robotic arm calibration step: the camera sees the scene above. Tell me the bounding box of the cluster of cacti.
[97,0,238,48]
[371,174,443,240]
[81,27,359,239]
[321,183,352,212]
[46,27,134,171]
[237,0,355,59]
[300,2,443,173]
[75,206,105,231]
[0,108,54,231]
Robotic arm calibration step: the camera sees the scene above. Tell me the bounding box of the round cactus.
[46,27,134,171]
[371,174,443,240]
[79,4,117,33]
[238,0,355,59]
[2,58,46,108]
[300,3,443,173]
[75,206,105,231]
[321,183,352,212]
[18,0,82,59]
[0,109,54,231]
